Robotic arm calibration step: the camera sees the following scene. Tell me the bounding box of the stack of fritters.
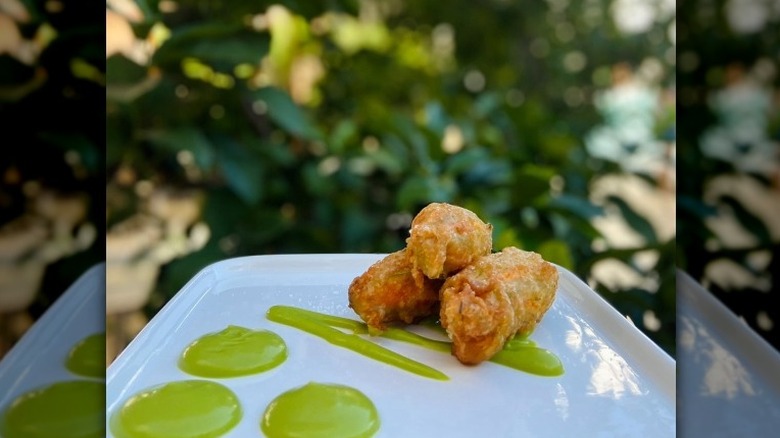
[348,203,558,365]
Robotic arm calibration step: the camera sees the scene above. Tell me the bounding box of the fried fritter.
[439,247,558,365]
[348,249,442,333]
[406,203,493,280]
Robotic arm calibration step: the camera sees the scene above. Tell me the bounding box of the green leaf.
[328,119,358,154]
[302,162,335,197]
[257,140,296,168]
[549,210,604,241]
[15,0,42,22]
[492,218,524,251]
[474,92,501,118]
[251,86,322,140]
[106,55,149,84]
[424,101,449,135]
[537,239,574,270]
[546,194,605,220]
[0,56,36,85]
[36,132,100,173]
[106,55,160,102]
[444,148,488,175]
[215,137,264,205]
[391,114,436,173]
[106,116,125,168]
[396,175,455,210]
[677,195,717,219]
[131,0,157,22]
[512,165,556,202]
[144,127,215,169]
[368,148,404,177]
[340,208,380,251]
[153,23,269,69]
[719,195,773,244]
[606,195,659,244]
[462,159,512,186]
[380,134,411,168]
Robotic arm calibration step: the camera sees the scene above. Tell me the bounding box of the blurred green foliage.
[676,0,780,349]
[107,1,675,355]
[1,4,104,317]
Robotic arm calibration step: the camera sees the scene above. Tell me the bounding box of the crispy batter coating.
[406,203,493,280]
[439,247,558,365]
[348,249,442,333]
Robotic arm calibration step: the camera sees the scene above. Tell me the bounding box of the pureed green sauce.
[262,382,379,438]
[65,332,106,378]
[112,326,286,437]
[111,304,560,438]
[179,325,287,378]
[266,305,564,378]
[1,380,105,438]
[109,380,241,438]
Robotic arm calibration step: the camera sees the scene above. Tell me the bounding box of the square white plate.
[677,270,780,436]
[107,255,675,437]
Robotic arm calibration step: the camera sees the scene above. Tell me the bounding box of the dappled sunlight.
[587,347,643,398]
[679,316,757,399]
[553,383,570,420]
[0,7,55,66]
[106,9,148,64]
[0,188,97,356]
[588,258,660,292]
[561,312,643,399]
[700,62,777,175]
[724,0,778,34]
[689,55,779,321]
[589,174,676,244]
[584,333,643,398]
[106,188,209,315]
[563,316,583,352]
[676,0,779,352]
[702,258,772,294]
[585,63,674,180]
[586,172,673,294]
[577,31,675,343]
[107,0,144,23]
[611,0,674,35]
[703,174,780,247]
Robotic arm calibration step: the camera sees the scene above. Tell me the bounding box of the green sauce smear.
[261,382,380,438]
[65,333,106,378]
[110,380,241,438]
[179,325,287,378]
[267,305,563,378]
[267,306,448,381]
[1,380,105,438]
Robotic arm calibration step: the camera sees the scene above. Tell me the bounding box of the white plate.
[0,263,105,405]
[677,270,780,436]
[107,255,675,437]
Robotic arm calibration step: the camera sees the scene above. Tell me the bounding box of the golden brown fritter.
[348,249,442,333]
[439,247,558,365]
[406,203,493,280]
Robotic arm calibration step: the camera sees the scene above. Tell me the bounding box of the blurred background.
[676,3,779,435]
[0,0,104,359]
[677,0,779,352]
[105,0,676,363]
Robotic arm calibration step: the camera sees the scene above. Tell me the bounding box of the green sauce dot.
[110,380,241,438]
[179,326,287,378]
[65,333,106,378]
[261,382,380,438]
[1,380,105,438]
